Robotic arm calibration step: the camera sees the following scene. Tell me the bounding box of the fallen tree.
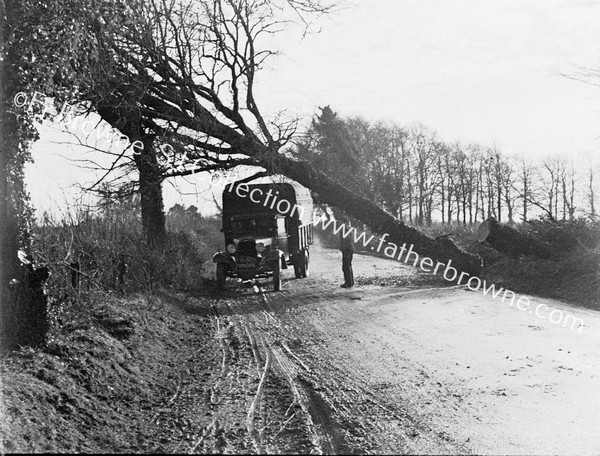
[109,0,482,277]
[268,155,483,276]
[477,217,556,259]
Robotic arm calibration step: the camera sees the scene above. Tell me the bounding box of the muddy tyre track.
[216,289,351,454]
[212,280,454,455]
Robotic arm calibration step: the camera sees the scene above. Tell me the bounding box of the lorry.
[212,177,313,291]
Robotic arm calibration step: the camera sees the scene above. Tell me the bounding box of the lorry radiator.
[237,239,257,257]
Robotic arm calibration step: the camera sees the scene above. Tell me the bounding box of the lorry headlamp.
[256,242,266,253]
[227,243,236,254]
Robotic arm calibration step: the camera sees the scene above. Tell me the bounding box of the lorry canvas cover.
[223,175,313,226]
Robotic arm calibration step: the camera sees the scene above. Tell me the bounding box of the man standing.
[339,217,354,288]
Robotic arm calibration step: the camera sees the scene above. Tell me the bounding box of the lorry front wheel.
[216,263,227,290]
[273,259,282,291]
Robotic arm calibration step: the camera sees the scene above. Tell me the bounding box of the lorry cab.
[213,178,313,291]
[222,213,288,280]
[229,213,288,258]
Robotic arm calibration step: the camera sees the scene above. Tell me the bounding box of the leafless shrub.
[29,198,221,334]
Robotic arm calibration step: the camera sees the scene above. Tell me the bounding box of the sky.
[25,0,600,217]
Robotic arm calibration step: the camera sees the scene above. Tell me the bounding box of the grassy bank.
[0,292,222,452]
[1,201,228,451]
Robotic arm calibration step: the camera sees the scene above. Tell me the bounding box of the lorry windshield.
[231,217,274,236]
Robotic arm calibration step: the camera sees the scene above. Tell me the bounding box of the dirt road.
[204,241,599,454]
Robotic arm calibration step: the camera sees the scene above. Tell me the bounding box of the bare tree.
[408,124,437,226]
[543,159,563,220]
[560,160,576,220]
[435,144,448,225]
[515,157,534,222]
[464,145,479,225]
[529,158,562,221]
[499,157,516,224]
[71,0,334,245]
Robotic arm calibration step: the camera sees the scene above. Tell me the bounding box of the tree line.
[296,106,597,226]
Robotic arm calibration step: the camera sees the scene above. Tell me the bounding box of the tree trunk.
[589,169,595,218]
[479,174,486,220]
[569,172,575,221]
[496,180,502,223]
[447,183,452,225]
[0,45,15,331]
[270,155,482,276]
[507,200,513,224]
[474,177,479,224]
[97,107,166,248]
[561,176,567,221]
[426,195,433,227]
[417,175,424,226]
[1,1,48,349]
[134,144,166,248]
[556,179,560,219]
[407,170,413,224]
[468,173,473,225]
[455,189,461,225]
[0,78,25,350]
[477,217,555,259]
[440,178,445,225]
[522,172,528,222]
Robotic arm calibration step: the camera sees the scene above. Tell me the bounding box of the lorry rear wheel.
[298,249,309,278]
[294,254,303,279]
[273,259,282,291]
[302,250,310,278]
[216,263,227,290]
